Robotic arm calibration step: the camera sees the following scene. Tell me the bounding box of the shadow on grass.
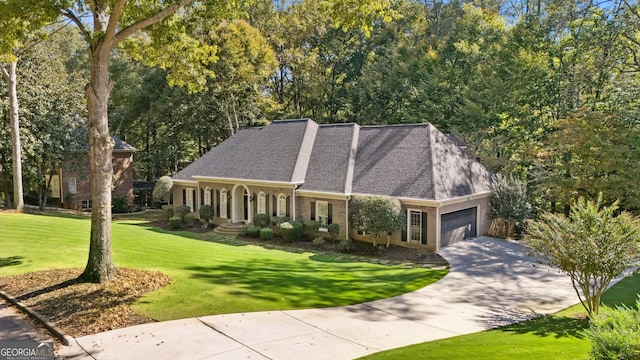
[183,259,445,308]
[499,314,588,339]
[0,256,23,267]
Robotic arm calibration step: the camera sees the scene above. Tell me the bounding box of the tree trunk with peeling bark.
[1,61,24,212]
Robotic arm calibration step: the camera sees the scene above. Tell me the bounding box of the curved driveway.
[59,237,577,360]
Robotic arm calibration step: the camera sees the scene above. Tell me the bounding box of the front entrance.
[231,184,251,224]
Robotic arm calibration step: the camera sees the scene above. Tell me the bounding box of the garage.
[440,207,477,247]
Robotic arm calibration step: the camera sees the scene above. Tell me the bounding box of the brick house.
[47,136,135,210]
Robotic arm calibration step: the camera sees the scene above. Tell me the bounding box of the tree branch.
[60,8,92,44]
[106,0,126,41]
[0,63,9,83]
[111,0,195,48]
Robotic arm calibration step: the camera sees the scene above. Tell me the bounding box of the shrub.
[161,205,174,221]
[184,212,195,227]
[271,216,290,227]
[152,176,173,204]
[327,223,340,240]
[280,221,303,242]
[168,217,182,230]
[245,226,261,238]
[336,239,354,252]
[112,197,129,213]
[312,237,325,246]
[259,228,273,241]
[173,205,191,221]
[304,221,320,238]
[253,214,270,228]
[586,299,640,360]
[489,174,532,238]
[199,205,214,223]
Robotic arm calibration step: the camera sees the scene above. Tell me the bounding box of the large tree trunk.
[80,43,117,283]
[1,62,24,212]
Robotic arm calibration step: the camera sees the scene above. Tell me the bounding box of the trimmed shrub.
[304,221,320,238]
[253,214,270,228]
[336,239,354,252]
[173,205,191,221]
[112,197,129,213]
[199,205,214,223]
[245,226,261,238]
[271,216,290,227]
[327,223,340,240]
[161,205,174,221]
[184,212,195,227]
[259,228,273,241]
[586,300,640,360]
[312,237,325,246]
[280,221,303,242]
[169,217,182,230]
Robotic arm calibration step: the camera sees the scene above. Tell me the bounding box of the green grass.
[0,212,446,321]
[360,269,640,360]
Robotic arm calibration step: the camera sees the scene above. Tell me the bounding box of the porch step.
[213,222,247,235]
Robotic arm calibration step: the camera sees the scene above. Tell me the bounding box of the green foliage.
[112,197,129,214]
[183,212,195,227]
[253,214,270,228]
[271,216,290,227]
[153,176,173,204]
[488,174,532,238]
[161,205,174,221]
[336,238,354,252]
[245,226,261,238]
[280,221,303,242]
[586,299,640,360]
[303,220,321,238]
[349,196,405,247]
[312,237,325,246]
[327,223,340,240]
[173,205,191,221]
[526,195,640,316]
[198,205,214,223]
[168,217,182,230]
[259,227,273,241]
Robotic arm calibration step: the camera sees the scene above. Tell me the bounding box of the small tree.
[153,176,173,205]
[349,196,406,247]
[525,194,640,316]
[488,174,532,238]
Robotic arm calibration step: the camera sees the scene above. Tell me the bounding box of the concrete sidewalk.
[58,237,579,359]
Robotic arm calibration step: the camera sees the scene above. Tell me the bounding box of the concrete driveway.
[58,237,578,360]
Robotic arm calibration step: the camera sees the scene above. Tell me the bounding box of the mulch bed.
[0,268,171,337]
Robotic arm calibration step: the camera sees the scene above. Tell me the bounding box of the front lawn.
[360,269,640,360]
[0,212,446,321]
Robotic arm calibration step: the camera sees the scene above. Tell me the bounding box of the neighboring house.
[172,119,492,251]
[47,136,136,210]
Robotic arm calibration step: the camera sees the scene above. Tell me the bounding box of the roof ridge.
[344,124,359,194]
[290,119,318,183]
[427,124,438,200]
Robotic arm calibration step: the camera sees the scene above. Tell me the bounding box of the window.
[257,192,266,214]
[277,194,287,217]
[204,188,211,205]
[316,201,329,231]
[68,178,77,195]
[186,189,194,211]
[81,200,92,209]
[408,210,422,243]
[220,189,228,219]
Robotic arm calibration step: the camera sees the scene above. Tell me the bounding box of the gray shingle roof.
[173,119,491,200]
[173,119,314,182]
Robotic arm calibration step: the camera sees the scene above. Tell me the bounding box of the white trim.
[316,200,329,231]
[193,176,300,188]
[295,190,348,200]
[68,177,77,195]
[173,179,198,186]
[277,193,287,217]
[204,187,212,205]
[257,192,266,214]
[407,208,422,244]
[220,188,228,219]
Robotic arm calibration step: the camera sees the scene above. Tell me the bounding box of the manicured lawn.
[360,270,640,360]
[0,212,446,321]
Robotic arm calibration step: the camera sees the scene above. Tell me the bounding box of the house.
[172,119,492,251]
[47,135,136,210]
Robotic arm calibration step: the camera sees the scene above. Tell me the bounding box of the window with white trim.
[257,192,266,214]
[408,209,422,243]
[316,201,329,231]
[277,194,287,217]
[186,189,194,211]
[204,188,211,205]
[68,178,77,195]
[220,189,228,219]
